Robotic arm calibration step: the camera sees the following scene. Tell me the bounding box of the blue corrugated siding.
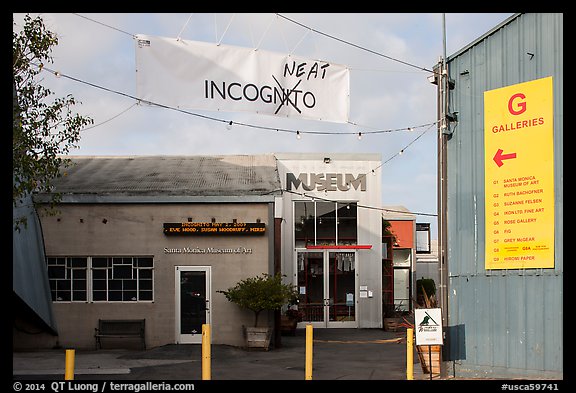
[446,13,562,378]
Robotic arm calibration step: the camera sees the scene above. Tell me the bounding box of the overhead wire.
[66,13,438,137]
[261,187,437,217]
[73,13,434,74]
[56,13,439,217]
[38,63,438,218]
[39,63,437,138]
[176,13,194,41]
[275,13,435,73]
[79,102,138,132]
[259,121,437,218]
[71,13,134,38]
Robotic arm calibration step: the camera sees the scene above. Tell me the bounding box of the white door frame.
[175,266,211,344]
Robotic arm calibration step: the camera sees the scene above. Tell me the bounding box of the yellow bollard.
[305,324,313,380]
[202,324,211,380]
[406,328,414,380]
[64,349,75,380]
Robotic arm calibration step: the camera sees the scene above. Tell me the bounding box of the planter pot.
[280,316,298,335]
[243,326,272,350]
[416,345,441,378]
[383,317,402,332]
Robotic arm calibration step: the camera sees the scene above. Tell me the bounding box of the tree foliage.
[13,14,93,230]
[382,218,397,243]
[218,273,299,327]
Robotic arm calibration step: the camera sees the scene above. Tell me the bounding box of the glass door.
[297,252,325,325]
[175,266,211,344]
[296,251,357,328]
[327,252,356,326]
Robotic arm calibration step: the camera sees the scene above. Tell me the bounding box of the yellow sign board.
[484,76,555,269]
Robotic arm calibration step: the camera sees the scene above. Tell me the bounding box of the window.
[416,223,431,253]
[46,256,153,302]
[294,201,357,247]
[92,257,153,302]
[392,249,412,312]
[47,257,87,302]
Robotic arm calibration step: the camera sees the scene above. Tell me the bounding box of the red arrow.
[493,149,517,167]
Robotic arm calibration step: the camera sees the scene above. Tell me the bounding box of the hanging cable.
[72,13,134,38]
[276,14,434,73]
[176,13,194,41]
[80,102,138,132]
[255,13,276,50]
[349,121,436,186]
[290,27,310,56]
[68,13,439,133]
[281,189,437,217]
[217,13,236,46]
[72,13,434,74]
[37,64,437,139]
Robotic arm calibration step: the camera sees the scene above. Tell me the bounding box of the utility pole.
[437,13,452,379]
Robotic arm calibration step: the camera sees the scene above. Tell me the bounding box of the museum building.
[13,153,385,349]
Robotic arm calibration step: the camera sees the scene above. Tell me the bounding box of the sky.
[13,12,515,240]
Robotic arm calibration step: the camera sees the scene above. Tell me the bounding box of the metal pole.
[406,328,414,380]
[64,349,75,380]
[305,324,313,380]
[438,12,450,379]
[428,345,432,380]
[202,324,211,380]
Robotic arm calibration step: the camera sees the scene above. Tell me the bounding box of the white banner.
[135,34,350,123]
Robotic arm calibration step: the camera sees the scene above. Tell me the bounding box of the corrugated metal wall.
[13,195,58,334]
[445,13,563,378]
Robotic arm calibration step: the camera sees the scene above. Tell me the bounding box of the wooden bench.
[94,319,146,350]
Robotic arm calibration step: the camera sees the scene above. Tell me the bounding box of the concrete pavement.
[13,328,427,380]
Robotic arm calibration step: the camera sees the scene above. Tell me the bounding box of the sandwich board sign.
[414,308,443,346]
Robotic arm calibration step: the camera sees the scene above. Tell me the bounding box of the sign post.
[414,308,443,380]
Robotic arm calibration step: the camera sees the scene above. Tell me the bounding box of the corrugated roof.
[41,155,281,198]
[381,205,416,220]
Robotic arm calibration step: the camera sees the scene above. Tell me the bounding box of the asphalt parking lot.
[13,328,426,381]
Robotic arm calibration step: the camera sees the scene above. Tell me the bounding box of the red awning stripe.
[305,245,372,250]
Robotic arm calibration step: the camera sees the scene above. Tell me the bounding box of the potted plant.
[281,293,302,335]
[383,302,408,332]
[218,273,298,349]
[416,277,437,307]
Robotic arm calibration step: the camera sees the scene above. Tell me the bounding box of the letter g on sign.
[508,93,527,115]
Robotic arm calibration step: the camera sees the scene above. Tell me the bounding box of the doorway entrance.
[296,251,357,328]
[175,266,211,344]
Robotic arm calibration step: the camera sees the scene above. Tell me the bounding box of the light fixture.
[296,131,301,140]
[323,157,331,164]
[399,149,404,155]
[427,74,438,85]
[357,132,362,140]
[226,121,233,130]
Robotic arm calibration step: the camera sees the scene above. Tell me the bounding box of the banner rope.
[176,13,194,42]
